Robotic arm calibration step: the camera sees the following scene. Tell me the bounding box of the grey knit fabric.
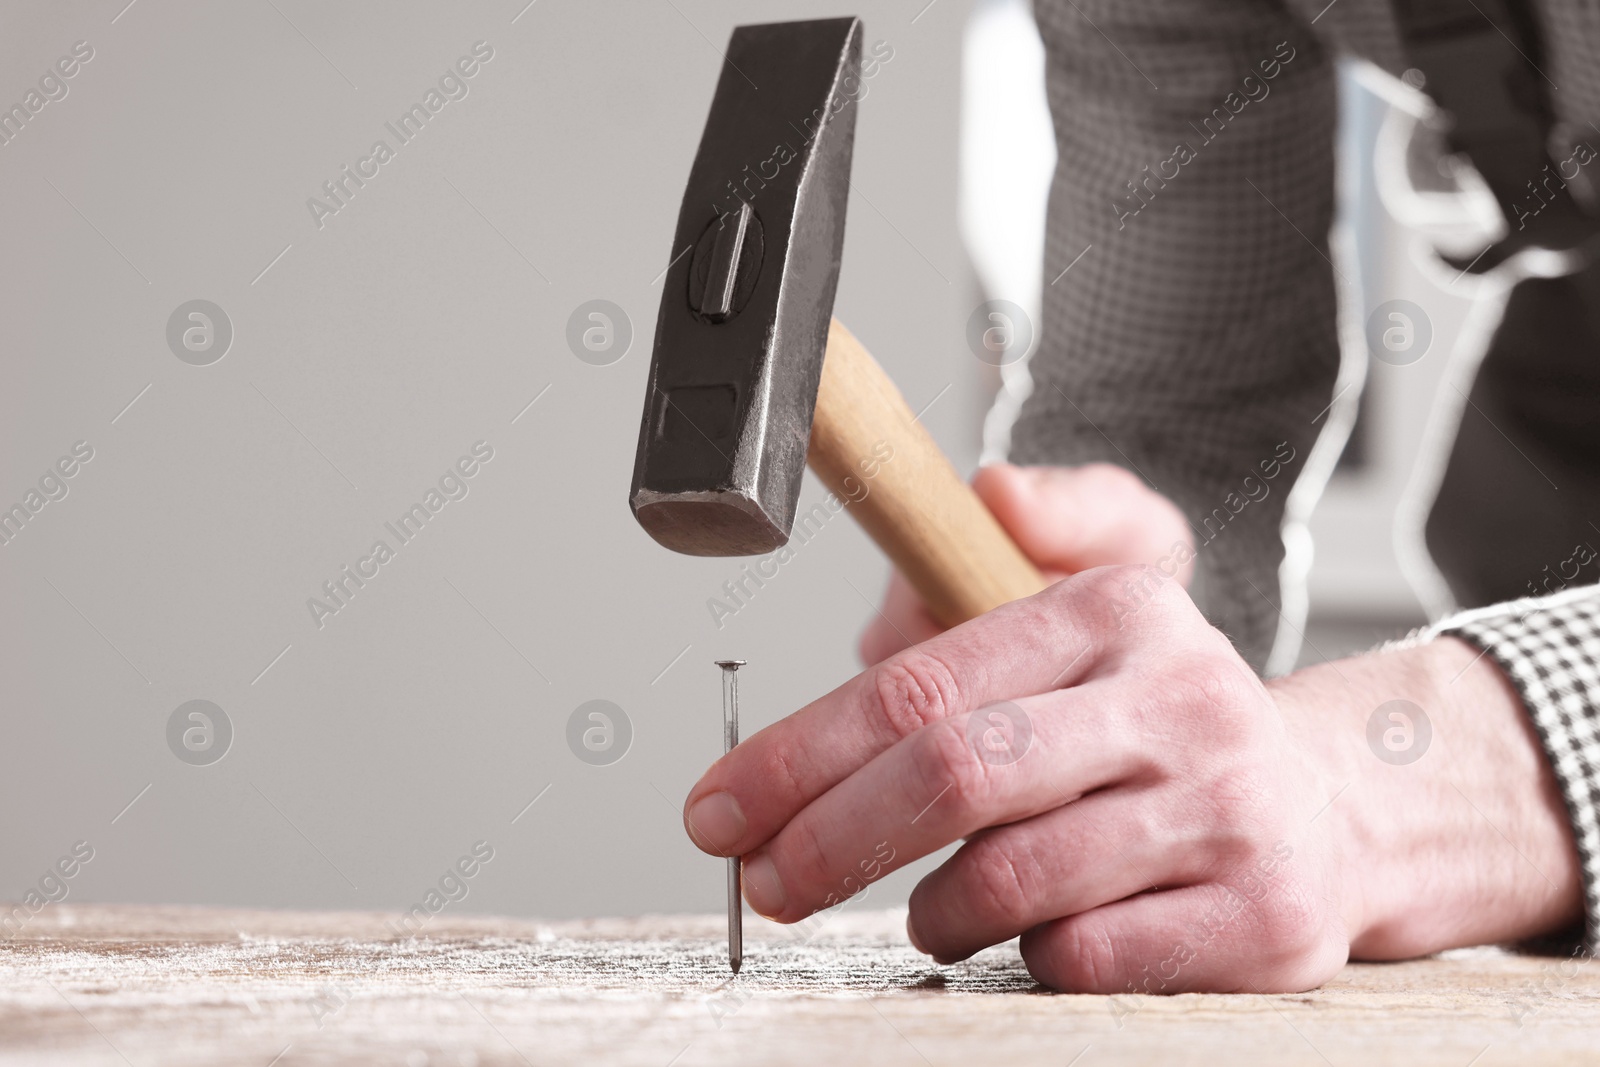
[1015,0,1350,670]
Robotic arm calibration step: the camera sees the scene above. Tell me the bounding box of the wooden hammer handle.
[806,318,1049,627]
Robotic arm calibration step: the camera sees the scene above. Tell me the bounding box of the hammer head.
[629,17,862,556]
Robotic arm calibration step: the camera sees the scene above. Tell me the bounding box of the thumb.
[973,463,1194,583]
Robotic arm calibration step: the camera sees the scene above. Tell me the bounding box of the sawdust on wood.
[2,904,1597,1066]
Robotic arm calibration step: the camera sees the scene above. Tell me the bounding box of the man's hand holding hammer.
[683,464,1581,993]
[634,18,1584,992]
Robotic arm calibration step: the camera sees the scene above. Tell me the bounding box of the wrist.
[1267,636,1583,958]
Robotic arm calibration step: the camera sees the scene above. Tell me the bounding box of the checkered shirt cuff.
[1431,586,1600,955]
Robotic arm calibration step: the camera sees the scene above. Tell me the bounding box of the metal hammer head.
[629,17,863,556]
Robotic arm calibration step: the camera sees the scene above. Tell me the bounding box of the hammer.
[630,17,1047,627]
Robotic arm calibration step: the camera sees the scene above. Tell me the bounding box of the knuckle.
[1037,920,1120,993]
[1073,563,1146,602]
[749,744,809,812]
[1098,802,1167,862]
[1071,563,1171,630]
[1162,652,1266,743]
[1003,588,1085,657]
[870,649,963,739]
[1245,874,1327,961]
[1196,773,1278,858]
[912,720,993,818]
[961,839,1036,928]
[778,815,834,898]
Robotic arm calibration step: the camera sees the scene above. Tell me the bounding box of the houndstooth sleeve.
[1430,586,1600,953]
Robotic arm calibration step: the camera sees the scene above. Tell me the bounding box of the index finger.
[682,573,1122,858]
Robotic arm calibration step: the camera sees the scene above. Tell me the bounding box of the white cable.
[1266,218,1370,676]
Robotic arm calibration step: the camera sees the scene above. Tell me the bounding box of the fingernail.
[741,852,788,919]
[906,913,929,955]
[685,791,746,853]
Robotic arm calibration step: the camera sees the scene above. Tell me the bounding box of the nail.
[685,791,746,854]
[741,852,787,919]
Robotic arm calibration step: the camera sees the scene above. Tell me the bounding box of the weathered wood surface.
[1,905,1596,1066]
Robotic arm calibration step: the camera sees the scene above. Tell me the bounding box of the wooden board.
[1,904,1596,1066]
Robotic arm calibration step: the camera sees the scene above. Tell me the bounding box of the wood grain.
[808,319,1048,626]
[2,905,1596,1066]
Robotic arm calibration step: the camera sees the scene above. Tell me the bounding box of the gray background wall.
[0,0,994,921]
